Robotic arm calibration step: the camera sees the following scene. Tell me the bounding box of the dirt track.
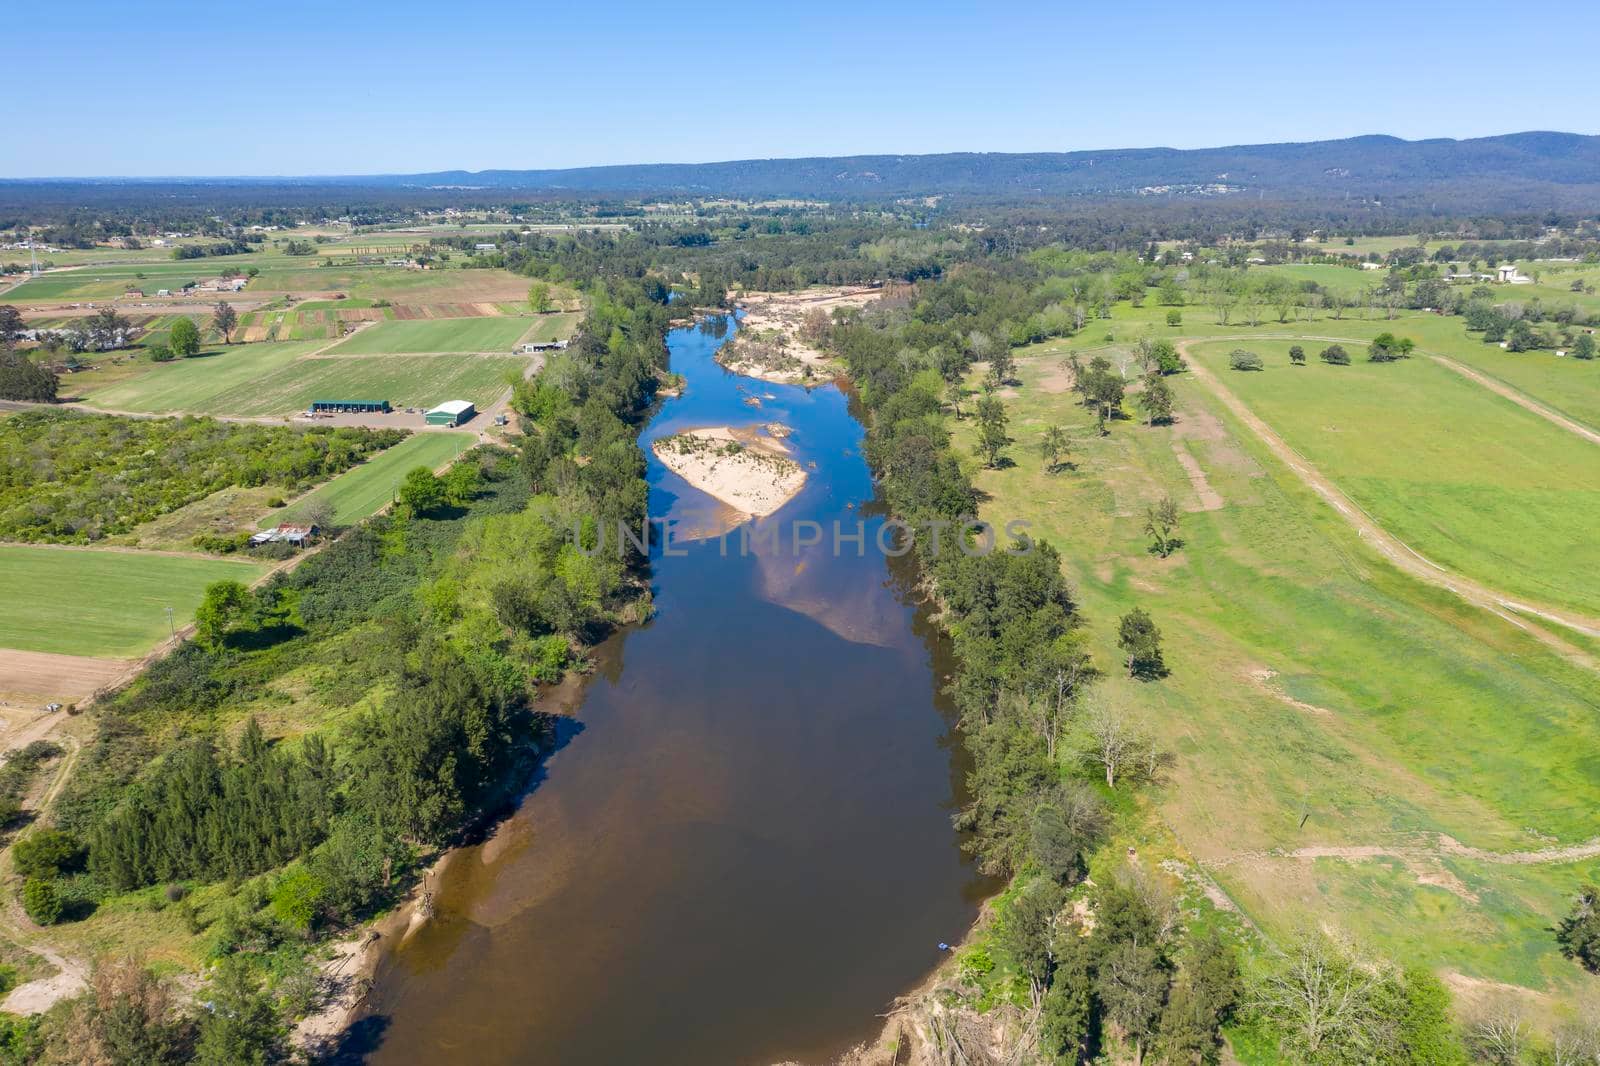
[1177,339,1600,654]
[1429,354,1600,447]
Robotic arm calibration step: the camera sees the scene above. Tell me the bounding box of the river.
[356,314,991,1065]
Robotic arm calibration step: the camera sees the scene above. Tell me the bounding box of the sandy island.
[717,286,889,384]
[652,426,807,519]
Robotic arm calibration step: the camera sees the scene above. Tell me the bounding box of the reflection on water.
[360,315,993,1066]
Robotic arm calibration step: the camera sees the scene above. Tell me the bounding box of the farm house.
[424,400,475,426]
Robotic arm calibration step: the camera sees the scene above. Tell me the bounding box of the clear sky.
[8,0,1599,177]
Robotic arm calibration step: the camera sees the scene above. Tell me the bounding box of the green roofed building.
[425,400,475,426]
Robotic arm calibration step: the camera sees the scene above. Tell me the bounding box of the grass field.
[324,317,534,354]
[78,341,526,416]
[1186,339,1600,618]
[268,432,473,527]
[0,546,269,657]
[951,334,1600,1004]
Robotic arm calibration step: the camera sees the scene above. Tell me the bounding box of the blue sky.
[8,0,1599,177]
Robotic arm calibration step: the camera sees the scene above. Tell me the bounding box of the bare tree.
[1077,700,1161,789]
[1253,934,1382,1060]
[1469,1001,1531,1065]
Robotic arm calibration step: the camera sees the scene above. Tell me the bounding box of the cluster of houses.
[122,277,247,300]
[248,523,319,549]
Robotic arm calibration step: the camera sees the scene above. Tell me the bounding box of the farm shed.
[425,400,475,426]
[311,400,391,414]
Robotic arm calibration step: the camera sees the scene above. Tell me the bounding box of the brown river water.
[352,315,993,1064]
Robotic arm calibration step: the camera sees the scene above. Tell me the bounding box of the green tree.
[270,867,326,934]
[1573,333,1596,360]
[1039,423,1069,473]
[1368,332,1416,362]
[1320,343,1351,365]
[1144,496,1180,557]
[1117,607,1165,679]
[1289,345,1307,365]
[1166,309,1182,327]
[945,378,967,419]
[974,395,1010,468]
[12,829,83,879]
[1152,339,1184,374]
[1136,373,1174,425]
[211,301,237,344]
[1041,931,1095,1061]
[996,882,1064,1006]
[147,343,175,363]
[194,580,250,650]
[1228,348,1264,371]
[527,281,552,313]
[21,878,61,925]
[443,462,481,506]
[193,957,283,1066]
[0,349,57,402]
[398,466,446,515]
[1556,884,1600,972]
[988,344,1016,386]
[1097,941,1169,1065]
[1157,929,1241,1064]
[169,316,202,357]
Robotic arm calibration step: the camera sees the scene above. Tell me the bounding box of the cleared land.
[269,432,474,527]
[0,546,268,657]
[323,317,533,354]
[78,341,525,417]
[1185,339,1600,620]
[953,333,1600,1003]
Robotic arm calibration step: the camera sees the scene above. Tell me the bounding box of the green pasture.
[1187,338,1600,618]
[267,431,473,527]
[325,317,532,354]
[79,341,524,417]
[0,546,268,658]
[951,342,1600,998]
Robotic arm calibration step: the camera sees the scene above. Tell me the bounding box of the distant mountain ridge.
[368,131,1600,200]
[5,132,1598,209]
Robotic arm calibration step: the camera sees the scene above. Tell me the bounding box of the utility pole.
[165,606,175,641]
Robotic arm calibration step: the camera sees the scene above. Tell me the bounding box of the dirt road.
[1177,340,1600,650]
[1429,354,1600,447]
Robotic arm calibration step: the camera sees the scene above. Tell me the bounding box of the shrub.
[1228,349,1263,371]
[146,343,174,363]
[1165,310,1182,327]
[266,496,286,508]
[270,868,326,933]
[1320,344,1351,365]
[191,531,250,554]
[21,878,62,925]
[12,829,84,879]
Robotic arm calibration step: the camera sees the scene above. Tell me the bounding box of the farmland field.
[1186,338,1600,618]
[952,338,1600,1000]
[79,341,526,416]
[324,317,534,354]
[0,545,269,657]
[268,431,473,527]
